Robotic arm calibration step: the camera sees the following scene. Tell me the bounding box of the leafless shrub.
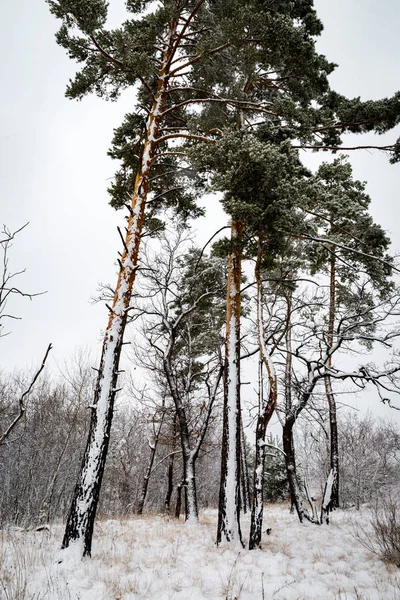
[354,498,400,567]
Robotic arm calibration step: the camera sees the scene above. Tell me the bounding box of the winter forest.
[1,1,400,599]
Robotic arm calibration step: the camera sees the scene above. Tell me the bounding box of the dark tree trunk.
[137,442,158,515]
[165,454,174,513]
[282,420,312,524]
[165,418,177,514]
[164,359,199,522]
[175,481,183,519]
[283,291,297,512]
[217,221,244,546]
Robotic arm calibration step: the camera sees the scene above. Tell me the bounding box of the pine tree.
[47,0,400,555]
[50,0,327,555]
[305,157,392,523]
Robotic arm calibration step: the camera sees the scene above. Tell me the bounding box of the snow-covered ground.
[1,505,399,600]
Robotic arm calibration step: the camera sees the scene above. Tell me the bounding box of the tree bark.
[249,240,277,549]
[240,414,251,514]
[283,292,297,513]
[184,455,198,521]
[165,454,174,514]
[61,31,175,557]
[322,250,339,524]
[175,481,183,519]
[165,416,177,514]
[217,220,244,546]
[282,419,312,523]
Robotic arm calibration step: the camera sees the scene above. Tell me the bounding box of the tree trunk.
[284,290,297,512]
[184,454,198,521]
[282,420,312,523]
[323,250,339,521]
[61,37,174,557]
[249,361,268,549]
[249,241,278,549]
[240,415,251,514]
[137,441,158,516]
[165,454,174,514]
[165,417,177,514]
[320,468,336,525]
[249,381,277,547]
[175,481,183,519]
[163,359,200,522]
[217,220,244,546]
[137,407,165,515]
[282,288,316,523]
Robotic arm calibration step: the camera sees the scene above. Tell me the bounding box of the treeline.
[1,359,399,528]
[0,361,221,527]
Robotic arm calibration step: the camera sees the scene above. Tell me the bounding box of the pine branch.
[294,143,396,153]
[170,41,232,75]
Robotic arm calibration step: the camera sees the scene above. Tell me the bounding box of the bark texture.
[321,251,339,524]
[217,220,244,545]
[249,241,277,549]
[240,416,251,514]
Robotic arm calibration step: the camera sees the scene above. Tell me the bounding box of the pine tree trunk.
[217,220,244,546]
[249,240,277,549]
[322,251,339,522]
[240,415,251,513]
[61,37,174,557]
[284,291,297,512]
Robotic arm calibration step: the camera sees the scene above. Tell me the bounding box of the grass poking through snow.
[1,505,400,599]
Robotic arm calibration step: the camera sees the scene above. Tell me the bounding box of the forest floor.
[1,504,399,600]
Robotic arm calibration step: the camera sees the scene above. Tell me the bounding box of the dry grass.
[1,507,400,600]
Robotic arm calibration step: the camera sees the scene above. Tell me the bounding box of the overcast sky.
[1,1,400,422]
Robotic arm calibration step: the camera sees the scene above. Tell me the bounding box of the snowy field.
[1,505,399,600]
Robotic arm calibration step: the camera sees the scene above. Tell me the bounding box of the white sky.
[1,0,400,426]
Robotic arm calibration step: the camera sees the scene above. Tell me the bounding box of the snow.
[322,469,336,510]
[2,506,400,600]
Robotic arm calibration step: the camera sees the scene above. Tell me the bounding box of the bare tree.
[0,223,51,448]
[279,277,400,524]
[0,224,43,339]
[0,344,52,448]
[129,232,225,521]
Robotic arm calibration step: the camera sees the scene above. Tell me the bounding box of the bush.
[355,498,400,567]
